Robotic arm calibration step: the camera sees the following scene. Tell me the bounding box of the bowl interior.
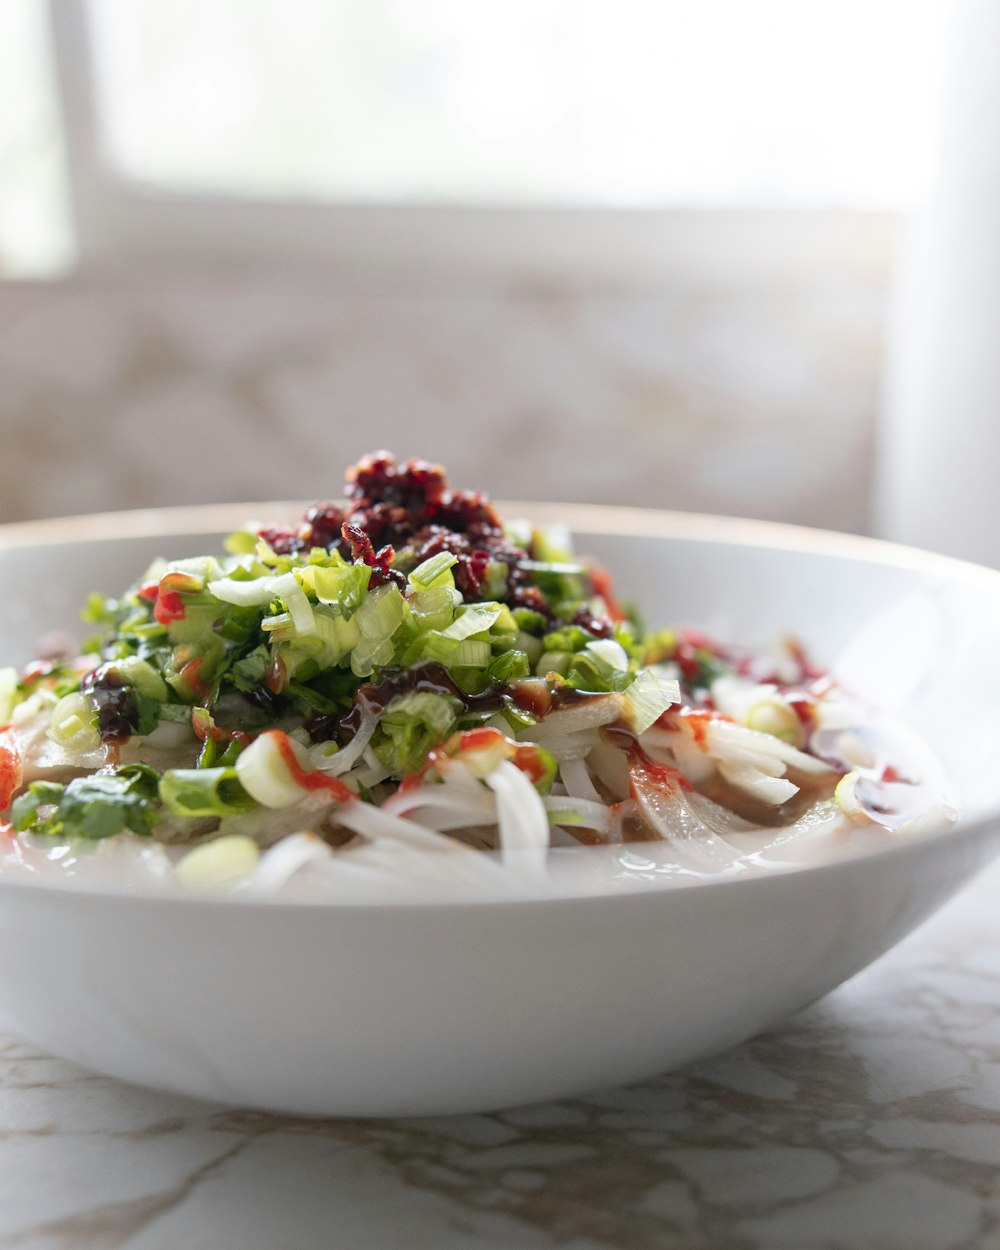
[3,503,1000,867]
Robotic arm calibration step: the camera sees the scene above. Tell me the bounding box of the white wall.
[0,257,888,530]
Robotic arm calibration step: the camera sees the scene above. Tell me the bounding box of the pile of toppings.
[0,453,949,895]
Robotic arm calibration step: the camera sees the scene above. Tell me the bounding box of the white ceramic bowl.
[1,503,999,1117]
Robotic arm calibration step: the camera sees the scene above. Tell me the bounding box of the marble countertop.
[3,861,1000,1250]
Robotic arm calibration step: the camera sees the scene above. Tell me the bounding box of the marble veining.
[2,859,999,1250]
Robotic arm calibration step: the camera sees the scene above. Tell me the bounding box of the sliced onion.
[718,760,799,806]
[527,728,601,763]
[586,741,630,801]
[705,720,832,775]
[629,760,751,870]
[542,795,613,838]
[527,694,623,738]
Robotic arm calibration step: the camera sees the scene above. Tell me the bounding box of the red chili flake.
[588,564,627,623]
[512,744,549,785]
[154,588,186,625]
[341,522,404,589]
[571,605,614,639]
[0,737,22,811]
[785,692,818,738]
[254,451,610,618]
[178,656,209,700]
[460,548,490,597]
[785,635,827,682]
[301,503,344,550]
[258,526,305,556]
[193,712,255,749]
[627,749,694,796]
[20,659,57,687]
[682,709,713,751]
[674,641,704,685]
[455,727,504,753]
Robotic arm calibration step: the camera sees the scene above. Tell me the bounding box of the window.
[0,0,74,278]
[3,0,949,278]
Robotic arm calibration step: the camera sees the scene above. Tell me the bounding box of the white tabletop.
[3,858,999,1250]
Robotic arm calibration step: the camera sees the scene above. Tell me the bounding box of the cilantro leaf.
[12,765,161,840]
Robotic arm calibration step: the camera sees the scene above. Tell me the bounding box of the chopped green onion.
[488,650,531,684]
[234,732,306,808]
[351,584,406,676]
[302,562,372,614]
[567,639,632,692]
[372,690,461,773]
[408,551,458,591]
[228,645,271,692]
[158,703,195,724]
[536,650,572,678]
[160,767,257,818]
[499,694,537,732]
[542,625,592,653]
[621,667,681,735]
[175,835,260,890]
[224,529,259,556]
[106,655,168,701]
[513,608,548,634]
[46,692,100,751]
[282,577,316,637]
[165,603,224,645]
[261,611,292,634]
[422,634,492,669]
[439,602,502,642]
[408,587,460,632]
[546,808,584,825]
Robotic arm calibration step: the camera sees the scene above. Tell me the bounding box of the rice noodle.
[717,761,799,806]
[705,720,832,775]
[330,799,515,888]
[384,778,498,831]
[485,760,550,877]
[245,832,334,897]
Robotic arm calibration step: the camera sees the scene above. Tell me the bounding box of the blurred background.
[1,1,994,559]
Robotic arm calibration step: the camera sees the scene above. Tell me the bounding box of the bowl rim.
[0,812,996,916]
[2,499,1000,596]
[2,500,999,913]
